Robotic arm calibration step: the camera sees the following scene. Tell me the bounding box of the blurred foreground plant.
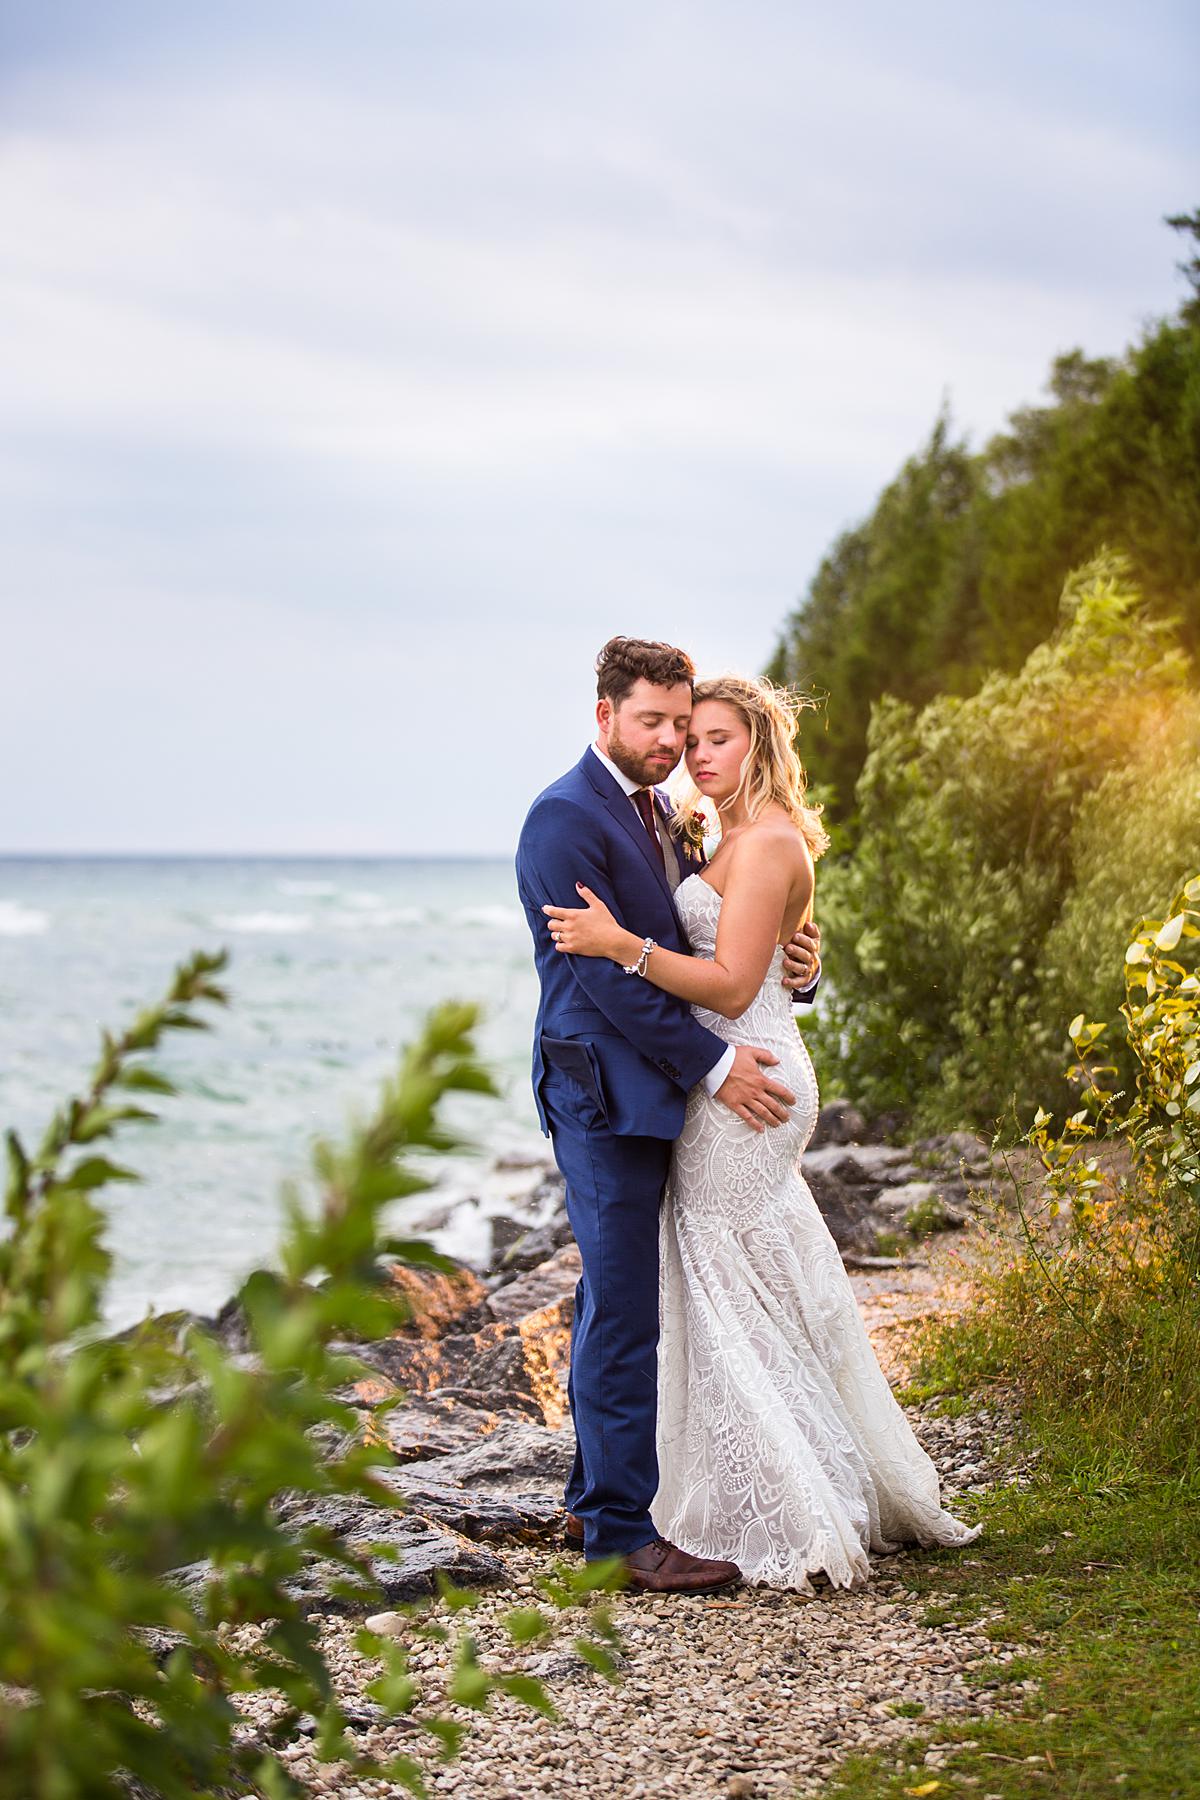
[0,954,620,1799]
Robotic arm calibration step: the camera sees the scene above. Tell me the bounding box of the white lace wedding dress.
[654,873,981,1591]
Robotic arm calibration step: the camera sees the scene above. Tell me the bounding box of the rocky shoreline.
[180,1102,1014,1612]
[170,1104,1018,1616]
[186,1106,1033,1796]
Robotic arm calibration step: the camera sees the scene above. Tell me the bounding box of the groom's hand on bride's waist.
[715,1045,795,1132]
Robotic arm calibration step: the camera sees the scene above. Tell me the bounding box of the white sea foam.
[276,879,338,897]
[214,910,314,933]
[0,899,50,935]
[345,890,385,909]
[452,904,524,930]
[331,906,425,929]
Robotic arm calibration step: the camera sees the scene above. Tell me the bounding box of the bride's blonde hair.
[671,674,829,858]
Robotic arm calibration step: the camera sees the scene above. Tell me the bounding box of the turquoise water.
[0,857,544,1327]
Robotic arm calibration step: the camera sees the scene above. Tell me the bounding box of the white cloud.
[0,2,1194,849]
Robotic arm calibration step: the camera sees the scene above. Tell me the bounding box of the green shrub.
[770,218,1200,805]
[807,552,1200,1131]
[920,873,1200,1480]
[0,955,618,1799]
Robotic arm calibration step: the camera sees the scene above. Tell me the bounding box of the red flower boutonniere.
[679,810,708,857]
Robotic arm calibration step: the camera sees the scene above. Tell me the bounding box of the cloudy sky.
[1,1,1195,854]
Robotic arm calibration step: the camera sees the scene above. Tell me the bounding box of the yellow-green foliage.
[770,237,1200,806]
[809,553,1200,1131]
[926,874,1200,1478]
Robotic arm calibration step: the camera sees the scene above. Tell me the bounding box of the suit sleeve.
[519,796,728,1092]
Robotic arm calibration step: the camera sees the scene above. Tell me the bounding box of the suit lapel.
[579,750,677,906]
[651,799,708,889]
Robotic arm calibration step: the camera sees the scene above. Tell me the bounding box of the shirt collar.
[590,741,647,798]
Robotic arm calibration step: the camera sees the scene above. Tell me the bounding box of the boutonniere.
[678,810,708,857]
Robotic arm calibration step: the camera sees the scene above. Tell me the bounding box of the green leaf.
[572,1637,621,1678]
[501,1607,551,1646]
[5,1129,30,1212]
[61,1156,142,1190]
[74,1104,157,1143]
[495,1673,558,1719]
[116,1066,179,1095]
[422,1717,467,1760]
[379,1754,428,1796]
[448,1662,491,1709]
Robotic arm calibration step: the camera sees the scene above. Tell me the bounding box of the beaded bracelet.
[622,936,655,978]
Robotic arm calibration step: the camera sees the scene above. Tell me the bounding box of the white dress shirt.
[589,743,736,1096]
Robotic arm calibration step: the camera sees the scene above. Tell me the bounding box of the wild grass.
[823,1174,1200,1799]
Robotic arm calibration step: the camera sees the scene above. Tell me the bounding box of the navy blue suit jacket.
[516,748,728,1140]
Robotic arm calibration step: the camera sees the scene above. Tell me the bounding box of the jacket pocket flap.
[540,1035,607,1111]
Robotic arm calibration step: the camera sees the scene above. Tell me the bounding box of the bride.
[543,674,979,1591]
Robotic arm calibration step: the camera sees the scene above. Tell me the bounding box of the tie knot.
[634,788,657,839]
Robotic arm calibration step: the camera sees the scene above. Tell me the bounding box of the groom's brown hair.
[595,637,695,708]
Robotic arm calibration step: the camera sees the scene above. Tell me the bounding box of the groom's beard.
[607,726,679,790]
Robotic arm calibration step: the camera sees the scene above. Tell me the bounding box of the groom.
[515,637,821,1594]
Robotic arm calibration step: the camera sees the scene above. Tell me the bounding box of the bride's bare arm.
[544,832,812,1019]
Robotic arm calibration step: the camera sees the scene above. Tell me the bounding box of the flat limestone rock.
[272,1495,510,1610]
[389,1480,563,1545]
[384,1260,489,1340]
[491,1213,576,1277]
[870,1180,940,1227]
[379,1418,575,1546]
[365,1393,504,1462]
[487,1244,582,1323]
[348,1289,573,1427]
[397,1417,577,1492]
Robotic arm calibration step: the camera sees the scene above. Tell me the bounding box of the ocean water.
[0,857,547,1328]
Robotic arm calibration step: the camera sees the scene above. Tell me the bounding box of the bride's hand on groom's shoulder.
[782,919,821,990]
[542,885,631,962]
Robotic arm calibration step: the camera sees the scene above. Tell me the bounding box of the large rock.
[271,1495,510,1609]
[386,1481,564,1545]
[803,1144,921,1193]
[385,1260,489,1339]
[346,1298,571,1428]
[874,1180,969,1232]
[488,1243,581,1323]
[491,1212,576,1277]
[348,1387,505,1462]
[798,1160,879,1255]
[382,1418,576,1547]
[398,1418,577,1492]
[808,1099,870,1149]
[913,1130,994,1173]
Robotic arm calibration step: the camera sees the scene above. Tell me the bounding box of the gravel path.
[244,1249,1035,1799]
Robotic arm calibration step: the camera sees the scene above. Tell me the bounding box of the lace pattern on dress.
[654,874,981,1591]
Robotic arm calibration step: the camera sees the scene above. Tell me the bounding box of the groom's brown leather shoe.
[620,1538,741,1595]
[564,1511,584,1551]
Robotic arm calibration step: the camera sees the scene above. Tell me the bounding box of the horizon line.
[0,849,513,861]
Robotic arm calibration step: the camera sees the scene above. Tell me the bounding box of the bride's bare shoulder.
[734,812,811,868]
